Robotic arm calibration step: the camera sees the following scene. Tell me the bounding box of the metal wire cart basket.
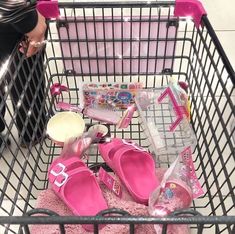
[0,0,234,233]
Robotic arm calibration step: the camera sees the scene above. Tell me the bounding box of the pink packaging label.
[99,167,122,198]
[180,147,204,199]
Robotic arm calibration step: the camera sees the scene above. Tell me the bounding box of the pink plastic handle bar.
[174,0,207,28]
[158,87,185,132]
[37,0,60,19]
[50,83,69,96]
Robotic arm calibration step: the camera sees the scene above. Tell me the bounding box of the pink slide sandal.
[48,157,108,231]
[98,138,160,204]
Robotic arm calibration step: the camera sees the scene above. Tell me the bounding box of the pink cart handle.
[174,0,207,28]
[37,0,60,19]
[158,87,187,132]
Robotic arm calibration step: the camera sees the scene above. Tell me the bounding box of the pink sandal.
[48,157,108,231]
[98,138,160,204]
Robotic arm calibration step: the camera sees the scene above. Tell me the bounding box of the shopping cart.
[0,0,234,233]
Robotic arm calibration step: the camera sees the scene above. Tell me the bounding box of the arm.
[0,1,38,33]
[0,1,47,57]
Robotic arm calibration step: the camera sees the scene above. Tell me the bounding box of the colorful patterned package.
[79,82,143,109]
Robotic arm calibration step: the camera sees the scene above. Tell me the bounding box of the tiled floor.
[0,0,234,233]
[202,0,235,69]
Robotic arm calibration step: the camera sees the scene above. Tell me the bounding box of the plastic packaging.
[117,104,136,129]
[79,81,143,109]
[149,147,204,234]
[56,102,121,124]
[135,85,196,160]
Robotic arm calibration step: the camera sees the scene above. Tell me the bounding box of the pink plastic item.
[37,0,60,19]
[98,138,160,204]
[56,102,83,113]
[178,81,189,93]
[50,83,68,96]
[150,179,192,234]
[99,167,122,198]
[180,147,204,199]
[48,157,108,231]
[158,87,188,132]
[117,104,136,129]
[149,147,204,233]
[151,179,192,217]
[174,0,207,28]
[56,102,121,124]
[60,135,93,160]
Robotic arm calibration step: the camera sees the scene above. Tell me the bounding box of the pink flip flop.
[98,138,160,204]
[48,157,108,231]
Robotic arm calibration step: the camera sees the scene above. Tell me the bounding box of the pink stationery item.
[48,157,108,231]
[180,147,204,199]
[79,82,143,110]
[56,102,121,124]
[98,138,160,204]
[117,104,136,129]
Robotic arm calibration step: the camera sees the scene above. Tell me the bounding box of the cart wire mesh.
[0,1,234,234]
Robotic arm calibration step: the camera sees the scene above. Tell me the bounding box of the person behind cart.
[0,0,47,148]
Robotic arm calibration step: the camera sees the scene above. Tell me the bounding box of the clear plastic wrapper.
[149,147,204,234]
[135,83,196,162]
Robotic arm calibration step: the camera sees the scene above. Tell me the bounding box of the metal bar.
[58,1,175,8]
[0,215,235,225]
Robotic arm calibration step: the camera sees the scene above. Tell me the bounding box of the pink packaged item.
[99,167,122,198]
[117,104,136,129]
[56,102,121,124]
[149,147,204,234]
[79,82,143,110]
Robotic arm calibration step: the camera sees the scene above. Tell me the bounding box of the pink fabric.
[31,168,166,234]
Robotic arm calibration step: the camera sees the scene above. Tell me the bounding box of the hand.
[19,10,47,57]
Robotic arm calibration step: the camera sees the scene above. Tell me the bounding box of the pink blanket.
[31,168,184,234]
